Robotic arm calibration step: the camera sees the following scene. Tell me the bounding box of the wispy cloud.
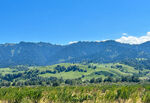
[68,41,79,44]
[116,32,150,44]
[68,40,108,44]
[122,33,128,36]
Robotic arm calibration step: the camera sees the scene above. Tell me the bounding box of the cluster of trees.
[0,75,142,87]
[88,65,97,69]
[0,77,63,87]
[40,70,56,74]
[1,73,23,81]
[104,76,140,82]
[0,78,81,87]
[95,71,114,76]
[54,65,87,73]
[89,78,102,83]
[40,65,88,75]
[88,76,140,83]
[121,59,150,70]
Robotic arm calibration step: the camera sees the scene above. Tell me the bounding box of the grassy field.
[0,83,149,103]
[0,63,150,82]
[36,63,149,80]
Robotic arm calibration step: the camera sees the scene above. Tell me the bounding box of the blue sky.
[1,0,150,44]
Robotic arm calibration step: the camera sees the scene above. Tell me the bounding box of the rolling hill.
[0,63,149,83]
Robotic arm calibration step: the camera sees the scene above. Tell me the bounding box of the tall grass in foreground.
[0,84,149,103]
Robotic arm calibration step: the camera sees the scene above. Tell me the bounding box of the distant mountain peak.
[68,40,118,45]
[0,40,150,67]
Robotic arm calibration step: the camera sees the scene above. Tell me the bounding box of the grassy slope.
[37,63,149,80]
[0,63,149,81]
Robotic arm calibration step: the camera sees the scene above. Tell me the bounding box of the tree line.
[0,75,143,87]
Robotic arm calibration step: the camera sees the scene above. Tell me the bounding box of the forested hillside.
[1,40,150,68]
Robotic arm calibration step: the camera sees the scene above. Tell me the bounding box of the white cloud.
[122,33,128,36]
[68,41,79,44]
[69,40,108,44]
[116,32,150,44]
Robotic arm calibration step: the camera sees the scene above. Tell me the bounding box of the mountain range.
[0,40,150,68]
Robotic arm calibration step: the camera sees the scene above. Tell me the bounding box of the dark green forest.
[1,40,150,67]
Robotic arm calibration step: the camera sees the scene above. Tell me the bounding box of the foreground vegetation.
[0,83,149,103]
[0,63,150,103]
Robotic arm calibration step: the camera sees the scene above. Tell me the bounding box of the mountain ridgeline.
[1,40,150,68]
